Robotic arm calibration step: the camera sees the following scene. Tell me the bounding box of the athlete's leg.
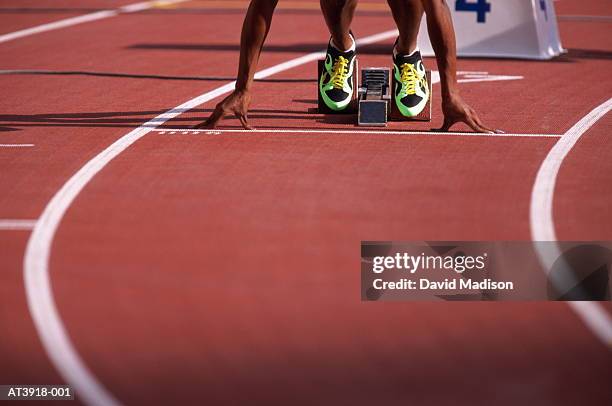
[318,0,358,111]
[387,0,429,117]
[320,0,357,51]
[386,0,424,54]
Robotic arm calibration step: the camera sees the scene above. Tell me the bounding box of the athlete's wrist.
[441,81,459,99]
[235,80,253,92]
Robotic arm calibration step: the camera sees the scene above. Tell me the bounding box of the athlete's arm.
[198,0,279,129]
[421,0,499,133]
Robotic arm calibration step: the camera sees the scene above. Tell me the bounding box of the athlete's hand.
[438,92,501,134]
[196,88,254,130]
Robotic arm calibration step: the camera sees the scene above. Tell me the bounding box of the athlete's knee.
[421,0,450,10]
[387,0,422,4]
[320,0,357,10]
[251,0,279,13]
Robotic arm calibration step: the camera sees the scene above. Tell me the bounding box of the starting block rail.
[318,64,433,127]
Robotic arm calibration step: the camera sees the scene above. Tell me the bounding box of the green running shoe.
[319,37,356,111]
[393,45,429,117]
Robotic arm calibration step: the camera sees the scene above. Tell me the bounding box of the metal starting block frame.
[358,68,391,126]
[317,61,432,126]
[356,67,433,126]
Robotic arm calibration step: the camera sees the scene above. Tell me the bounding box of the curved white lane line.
[0,1,188,44]
[530,97,612,349]
[23,29,400,406]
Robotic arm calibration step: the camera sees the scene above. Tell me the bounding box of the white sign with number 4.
[417,0,565,60]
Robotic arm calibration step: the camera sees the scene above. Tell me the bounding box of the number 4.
[455,0,491,23]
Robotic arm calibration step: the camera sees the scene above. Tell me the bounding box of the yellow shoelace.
[400,63,426,95]
[331,56,349,89]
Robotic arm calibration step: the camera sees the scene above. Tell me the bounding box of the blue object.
[539,0,548,21]
[455,0,491,23]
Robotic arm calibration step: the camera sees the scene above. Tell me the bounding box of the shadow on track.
[128,43,395,55]
[0,7,101,13]
[453,48,612,63]
[563,48,612,61]
[0,7,390,16]
[0,70,315,83]
[0,109,325,130]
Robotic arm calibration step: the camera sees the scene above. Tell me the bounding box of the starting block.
[357,68,391,126]
[317,62,432,126]
[357,67,432,126]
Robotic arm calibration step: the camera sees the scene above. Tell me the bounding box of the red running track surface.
[1,1,611,405]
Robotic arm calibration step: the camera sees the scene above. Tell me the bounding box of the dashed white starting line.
[152,128,559,137]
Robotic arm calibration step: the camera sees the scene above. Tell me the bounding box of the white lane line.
[0,219,37,230]
[0,0,189,44]
[153,128,559,138]
[530,98,612,349]
[458,75,523,84]
[23,28,401,406]
[0,144,35,147]
[531,99,612,245]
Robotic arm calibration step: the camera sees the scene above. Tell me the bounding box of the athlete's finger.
[198,106,225,129]
[473,116,497,134]
[465,115,483,132]
[237,113,254,130]
[479,124,497,134]
[477,118,502,134]
[465,115,492,134]
[437,117,453,132]
[470,112,500,134]
[470,115,493,133]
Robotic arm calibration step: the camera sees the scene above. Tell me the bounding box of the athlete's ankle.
[331,33,355,53]
[393,38,418,57]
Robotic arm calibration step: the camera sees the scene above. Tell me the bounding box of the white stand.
[417,0,565,60]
